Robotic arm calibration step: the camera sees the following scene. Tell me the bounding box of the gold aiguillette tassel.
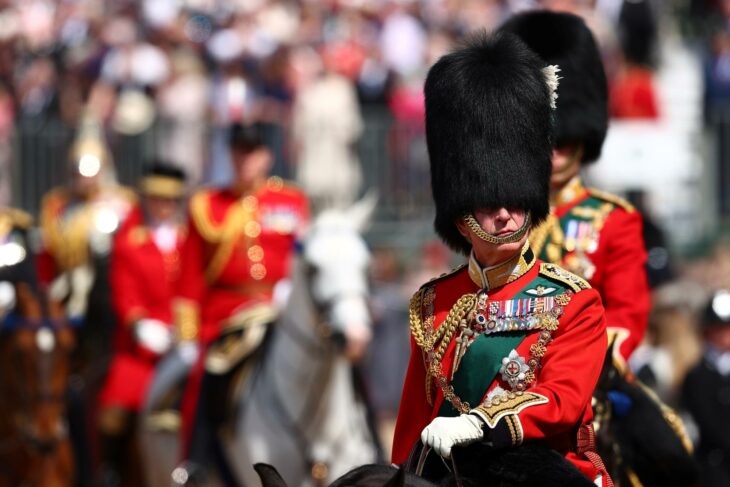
[451,319,472,379]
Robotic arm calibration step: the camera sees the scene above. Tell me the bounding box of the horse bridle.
[12,324,70,454]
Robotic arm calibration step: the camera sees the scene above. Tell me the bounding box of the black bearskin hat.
[500,11,608,164]
[426,32,553,254]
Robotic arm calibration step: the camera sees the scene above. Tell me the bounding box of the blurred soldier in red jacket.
[36,124,135,485]
[97,163,187,486]
[176,123,309,482]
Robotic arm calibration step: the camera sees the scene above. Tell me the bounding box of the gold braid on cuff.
[463,213,531,245]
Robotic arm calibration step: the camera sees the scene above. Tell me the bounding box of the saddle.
[205,303,278,375]
[403,440,594,487]
[143,304,278,434]
[204,303,278,428]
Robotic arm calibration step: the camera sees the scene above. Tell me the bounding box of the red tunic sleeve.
[392,335,433,464]
[593,208,650,364]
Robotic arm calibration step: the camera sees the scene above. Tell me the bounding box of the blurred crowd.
[0,0,669,208]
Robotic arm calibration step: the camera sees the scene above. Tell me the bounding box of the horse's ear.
[253,463,289,487]
[347,190,378,233]
[383,467,406,487]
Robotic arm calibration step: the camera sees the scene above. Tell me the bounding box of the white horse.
[224,198,379,486]
[140,198,380,487]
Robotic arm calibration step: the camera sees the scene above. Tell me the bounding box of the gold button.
[250,263,267,280]
[267,176,283,191]
[241,196,258,211]
[247,245,264,262]
[245,221,261,238]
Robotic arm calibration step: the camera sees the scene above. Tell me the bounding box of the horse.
[140,197,380,486]
[0,319,75,487]
[253,439,598,487]
[254,463,436,487]
[592,342,699,487]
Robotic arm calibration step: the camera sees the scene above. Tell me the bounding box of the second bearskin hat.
[500,11,608,164]
[426,32,554,254]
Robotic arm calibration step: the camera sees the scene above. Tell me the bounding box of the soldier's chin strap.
[462,212,531,245]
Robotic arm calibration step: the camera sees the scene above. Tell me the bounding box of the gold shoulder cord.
[205,203,255,282]
[190,191,225,242]
[190,191,258,282]
[409,288,476,406]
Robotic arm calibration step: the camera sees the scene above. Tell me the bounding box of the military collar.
[468,242,536,291]
[551,176,587,208]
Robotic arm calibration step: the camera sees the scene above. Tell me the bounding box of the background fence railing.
[9,110,437,254]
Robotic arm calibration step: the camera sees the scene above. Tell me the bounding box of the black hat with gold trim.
[426,31,556,254]
[500,11,608,164]
[140,162,187,199]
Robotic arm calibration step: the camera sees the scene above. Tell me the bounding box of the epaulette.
[419,263,467,290]
[2,208,33,230]
[41,187,68,208]
[539,263,590,293]
[587,188,635,213]
[114,185,139,204]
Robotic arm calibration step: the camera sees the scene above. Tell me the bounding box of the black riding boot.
[178,370,238,487]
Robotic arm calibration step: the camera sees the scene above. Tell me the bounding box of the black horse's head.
[254,463,435,487]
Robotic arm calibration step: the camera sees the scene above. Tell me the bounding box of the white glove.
[134,319,173,355]
[176,340,200,366]
[420,414,484,459]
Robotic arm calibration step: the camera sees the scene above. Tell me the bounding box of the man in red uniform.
[37,127,135,486]
[392,33,609,486]
[97,163,188,486]
[38,132,135,314]
[175,123,309,482]
[500,12,650,369]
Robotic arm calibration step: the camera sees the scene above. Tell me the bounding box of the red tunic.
[392,249,607,482]
[175,177,310,344]
[531,177,650,365]
[610,66,659,120]
[97,205,184,411]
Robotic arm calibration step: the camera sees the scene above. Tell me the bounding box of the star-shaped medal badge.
[500,349,530,390]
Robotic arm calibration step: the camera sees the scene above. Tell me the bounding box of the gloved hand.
[176,340,200,366]
[421,414,485,459]
[134,319,173,355]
